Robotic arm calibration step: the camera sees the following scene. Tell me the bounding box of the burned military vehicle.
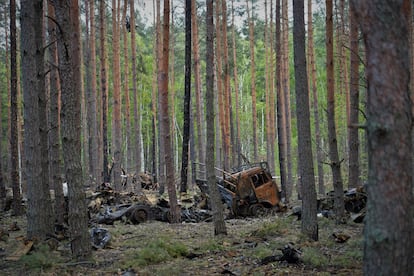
[194,162,282,217]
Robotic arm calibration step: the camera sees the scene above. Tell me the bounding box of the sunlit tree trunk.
[206,0,227,235]
[159,0,180,223]
[170,0,177,172]
[326,0,345,222]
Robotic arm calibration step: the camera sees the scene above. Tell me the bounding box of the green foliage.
[198,239,225,253]
[19,244,60,271]
[121,237,188,268]
[301,247,330,268]
[250,219,291,238]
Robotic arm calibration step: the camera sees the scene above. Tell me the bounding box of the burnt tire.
[249,204,266,217]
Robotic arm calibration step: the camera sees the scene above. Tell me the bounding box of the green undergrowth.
[19,243,62,272]
[120,236,188,268]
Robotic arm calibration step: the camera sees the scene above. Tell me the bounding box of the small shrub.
[20,244,59,271]
[121,237,188,267]
[302,247,330,268]
[198,239,224,253]
[251,220,289,238]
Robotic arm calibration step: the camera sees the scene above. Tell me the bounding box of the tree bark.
[246,0,258,162]
[326,0,345,222]
[351,1,413,275]
[180,0,191,193]
[130,0,142,190]
[282,0,293,201]
[206,0,227,235]
[21,0,54,239]
[53,0,91,259]
[112,0,122,190]
[159,0,180,223]
[100,0,110,183]
[0,4,6,210]
[276,0,287,201]
[307,0,325,196]
[348,1,360,189]
[47,1,65,224]
[89,0,99,185]
[122,0,132,174]
[293,0,318,241]
[156,0,166,195]
[231,0,241,166]
[10,0,23,216]
[191,0,205,169]
[221,0,232,169]
[215,0,225,170]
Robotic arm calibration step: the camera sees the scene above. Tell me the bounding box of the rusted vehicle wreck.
[198,162,282,217]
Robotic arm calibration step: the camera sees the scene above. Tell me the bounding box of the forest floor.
[0,191,363,276]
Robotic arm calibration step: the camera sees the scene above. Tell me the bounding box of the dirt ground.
[0,192,363,276]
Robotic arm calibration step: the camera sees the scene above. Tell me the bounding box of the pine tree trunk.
[150,0,158,186]
[122,0,131,174]
[21,0,54,239]
[191,0,205,169]
[112,0,122,190]
[0,4,6,210]
[231,0,241,166]
[206,0,227,235]
[282,0,293,201]
[10,0,23,216]
[180,0,191,193]
[54,0,91,259]
[130,0,142,190]
[100,0,110,183]
[326,0,345,222]
[293,0,318,241]
[159,0,180,223]
[307,0,325,195]
[221,0,232,169]
[348,1,360,189]
[47,1,65,224]
[170,0,176,173]
[90,0,99,184]
[215,0,225,170]
[276,0,288,201]
[246,0,258,161]
[351,1,413,274]
[156,0,166,195]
